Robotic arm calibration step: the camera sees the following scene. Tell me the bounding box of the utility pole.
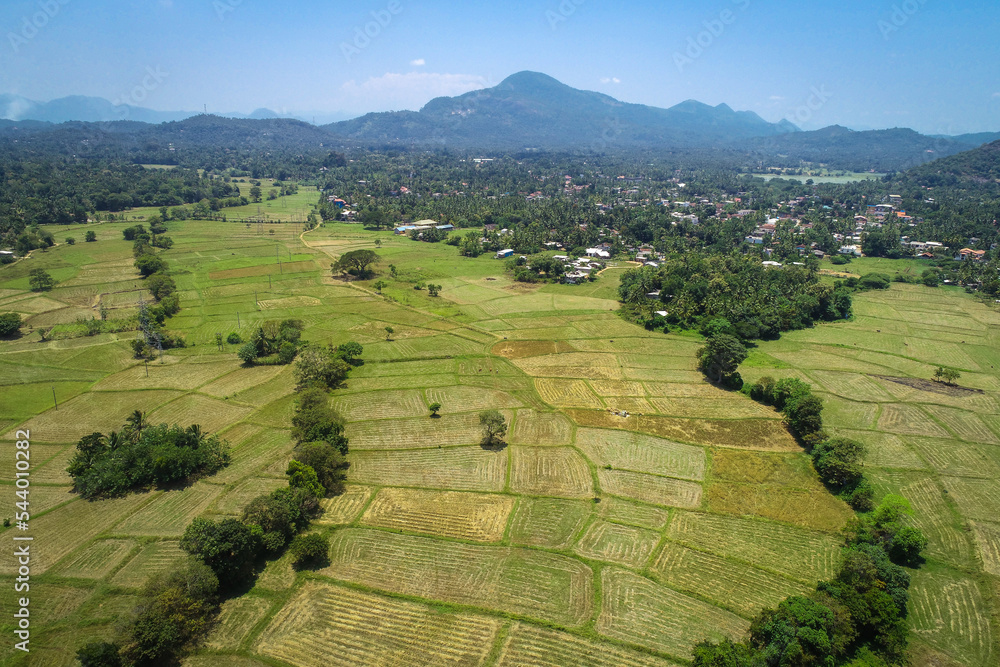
[52,387,58,410]
[237,311,240,328]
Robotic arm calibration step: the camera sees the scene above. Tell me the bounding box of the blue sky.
[1,0,998,132]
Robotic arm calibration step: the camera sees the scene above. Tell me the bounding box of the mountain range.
[2,72,998,172]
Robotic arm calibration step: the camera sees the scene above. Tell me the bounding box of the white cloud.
[410,59,426,67]
[769,95,785,101]
[600,77,621,84]
[993,92,1000,98]
[340,72,488,111]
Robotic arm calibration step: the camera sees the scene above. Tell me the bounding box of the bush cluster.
[67,414,230,499]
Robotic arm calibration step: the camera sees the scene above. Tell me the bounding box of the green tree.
[698,334,748,385]
[249,185,262,202]
[691,638,759,667]
[65,236,76,245]
[116,559,219,666]
[237,341,259,365]
[428,402,442,417]
[294,344,351,390]
[427,284,441,297]
[179,518,258,588]
[0,312,22,337]
[293,442,348,495]
[384,326,394,340]
[290,388,349,454]
[933,366,961,385]
[28,268,55,292]
[812,437,867,488]
[335,341,364,364]
[289,533,330,568]
[286,460,324,498]
[332,249,381,278]
[479,410,508,447]
[76,642,123,667]
[135,253,167,277]
[85,230,97,242]
[373,280,388,293]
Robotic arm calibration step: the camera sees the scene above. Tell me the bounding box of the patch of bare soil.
[872,375,984,396]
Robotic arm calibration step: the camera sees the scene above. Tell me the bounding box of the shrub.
[237,341,259,365]
[116,558,219,666]
[66,237,76,245]
[293,442,348,496]
[180,518,258,589]
[291,388,349,453]
[286,460,325,498]
[226,332,242,344]
[289,533,330,567]
[85,230,97,242]
[0,312,22,337]
[294,344,351,390]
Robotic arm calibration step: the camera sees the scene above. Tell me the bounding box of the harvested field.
[708,482,853,532]
[598,497,672,530]
[331,388,429,421]
[598,469,702,509]
[940,476,1000,522]
[254,582,501,667]
[424,385,523,413]
[666,511,841,583]
[496,622,681,667]
[907,438,1000,478]
[575,427,706,481]
[508,498,592,549]
[147,394,254,434]
[535,378,604,409]
[113,483,221,537]
[316,486,373,525]
[573,519,661,567]
[209,260,317,280]
[877,403,951,437]
[8,494,149,574]
[589,380,647,397]
[348,447,507,492]
[567,410,800,451]
[52,539,137,579]
[111,540,186,588]
[8,389,184,442]
[346,412,498,450]
[643,382,728,398]
[835,430,926,470]
[510,446,595,498]
[492,340,576,359]
[323,529,593,626]
[92,360,234,392]
[909,567,994,666]
[597,568,749,659]
[199,364,290,399]
[206,596,273,650]
[650,542,811,618]
[972,521,1000,577]
[510,409,574,446]
[211,477,288,515]
[922,404,999,444]
[361,488,514,542]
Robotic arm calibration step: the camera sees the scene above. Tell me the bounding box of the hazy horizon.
[2,0,998,134]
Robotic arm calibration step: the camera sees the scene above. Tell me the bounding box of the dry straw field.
[0,221,997,666]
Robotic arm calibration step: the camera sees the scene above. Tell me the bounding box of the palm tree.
[125,410,147,441]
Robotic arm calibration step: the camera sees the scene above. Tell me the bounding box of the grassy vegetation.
[1,216,996,665]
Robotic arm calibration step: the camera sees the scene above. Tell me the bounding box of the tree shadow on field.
[480,439,508,452]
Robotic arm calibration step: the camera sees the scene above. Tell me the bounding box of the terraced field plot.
[361,488,515,541]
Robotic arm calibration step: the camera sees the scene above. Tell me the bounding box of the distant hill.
[904,139,1000,185]
[945,132,1000,147]
[744,125,971,172]
[0,93,285,125]
[326,71,798,150]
